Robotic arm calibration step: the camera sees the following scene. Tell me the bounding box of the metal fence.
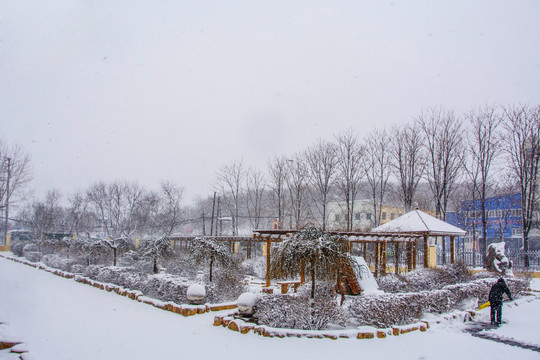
[433,248,540,271]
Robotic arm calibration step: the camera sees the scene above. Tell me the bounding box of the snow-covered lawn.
[0,256,539,360]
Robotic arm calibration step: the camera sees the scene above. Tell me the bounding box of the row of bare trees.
[17,180,184,244]
[208,104,539,265]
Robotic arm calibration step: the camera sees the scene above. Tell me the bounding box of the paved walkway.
[1,257,538,360]
[463,322,540,353]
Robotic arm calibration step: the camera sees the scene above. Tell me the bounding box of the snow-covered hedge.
[377,263,472,293]
[348,277,529,328]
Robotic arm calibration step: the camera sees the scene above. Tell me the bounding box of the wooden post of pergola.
[395,242,400,275]
[265,238,272,287]
[423,234,429,268]
[381,241,387,276]
[246,240,252,259]
[363,243,367,258]
[450,236,455,264]
[374,241,380,278]
[406,242,412,271]
[300,259,305,283]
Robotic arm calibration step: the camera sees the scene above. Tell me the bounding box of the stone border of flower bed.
[0,254,237,317]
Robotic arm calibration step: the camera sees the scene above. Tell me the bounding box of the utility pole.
[2,157,10,246]
[202,211,206,236]
[210,192,216,236]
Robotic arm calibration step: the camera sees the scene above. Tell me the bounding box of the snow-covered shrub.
[24,251,42,262]
[41,254,82,272]
[23,243,39,253]
[378,263,472,293]
[241,257,266,279]
[206,268,245,303]
[71,264,86,274]
[296,281,336,300]
[348,276,529,327]
[11,242,25,257]
[255,294,348,330]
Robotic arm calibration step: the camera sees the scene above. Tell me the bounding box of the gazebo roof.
[371,210,467,237]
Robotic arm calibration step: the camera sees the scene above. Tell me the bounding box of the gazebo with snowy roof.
[372,210,467,268]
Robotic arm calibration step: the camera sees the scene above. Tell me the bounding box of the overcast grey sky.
[1,1,539,204]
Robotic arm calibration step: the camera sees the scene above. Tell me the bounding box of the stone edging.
[213,314,430,339]
[0,321,33,359]
[0,254,237,317]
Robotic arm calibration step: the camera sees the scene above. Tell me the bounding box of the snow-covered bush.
[348,276,529,327]
[255,293,348,330]
[241,257,266,279]
[24,251,42,262]
[41,254,83,272]
[377,263,472,293]
[206,268,245,303]
[11,242,25,257]
[23,243,39,253]
[237,292,258,316]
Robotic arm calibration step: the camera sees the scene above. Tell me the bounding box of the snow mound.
[187,284,206,297]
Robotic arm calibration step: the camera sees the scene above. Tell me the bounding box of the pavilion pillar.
[450,236,455,264]
[265,239,272,287]
[363,243,367,259]
[381,242,387,276]
[423,234,429,268]
[395,242,400,275]
[406,242,412,271]
[247,240,252,259]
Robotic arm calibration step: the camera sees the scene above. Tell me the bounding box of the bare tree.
[66,190,94,237]
[464,105,503,265]
[363,129,391,227]
[418,107,465,220]
[215,160,245,235]
[286,154,310,229]
[305,140,338,231]
[267,156,289,229]
[502,104,540,267]
[418,107,465,264]
[0,139,32,241]
[390,122,426,212]
[144,180,184,237]
[335,129,365,231]
[245,167,266,229]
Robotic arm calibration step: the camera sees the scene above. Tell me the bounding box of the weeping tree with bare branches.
[270,228,352,299]
[502,104,540,268]
[191,237,236,282]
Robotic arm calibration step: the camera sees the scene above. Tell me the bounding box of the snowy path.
[1,257,539,360]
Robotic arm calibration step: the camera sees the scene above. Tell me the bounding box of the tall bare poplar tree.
[464,105,502,265]
[363,129,391,227]
[267,156,289,229]
[215,160,245,235]
[245,167,266,229]
[502,104,540,267]
[286,154,310,229]
[418,107,464,264]
[391,122,425,212]
[305,140,338,231]
[336,129,364,231]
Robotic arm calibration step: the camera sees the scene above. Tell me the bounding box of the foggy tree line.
[3,104,540,262]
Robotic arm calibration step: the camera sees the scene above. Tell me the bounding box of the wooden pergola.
[170,230,425,287]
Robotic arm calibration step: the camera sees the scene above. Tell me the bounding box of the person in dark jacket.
[488,278,513,325]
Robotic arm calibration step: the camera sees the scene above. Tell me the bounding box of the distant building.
[446,194,528,251]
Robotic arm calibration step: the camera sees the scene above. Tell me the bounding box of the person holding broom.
[488,278,513,326]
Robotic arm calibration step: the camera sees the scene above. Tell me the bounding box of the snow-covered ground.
[0,256,539,360]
